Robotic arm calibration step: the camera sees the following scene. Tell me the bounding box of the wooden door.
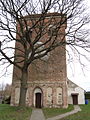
[72,95,78,105]
[35,93,41,108]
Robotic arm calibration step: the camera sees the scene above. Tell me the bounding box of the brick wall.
[11,13,68,108]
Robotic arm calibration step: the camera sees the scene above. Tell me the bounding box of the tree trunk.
[19,68,28,106]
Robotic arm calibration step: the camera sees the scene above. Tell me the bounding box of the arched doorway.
[35,93,41,108]
[33,88,42,108]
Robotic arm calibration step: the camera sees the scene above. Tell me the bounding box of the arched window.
[47,87,53,105]
[26,89,29,104]
[15,87,20,104]
[57,87,62,105]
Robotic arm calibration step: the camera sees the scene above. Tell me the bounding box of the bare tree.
[0,0,89,106]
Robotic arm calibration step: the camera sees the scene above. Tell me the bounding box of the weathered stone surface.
[11,13,68,108]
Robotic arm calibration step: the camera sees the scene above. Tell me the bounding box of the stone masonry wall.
[11,13,68,108]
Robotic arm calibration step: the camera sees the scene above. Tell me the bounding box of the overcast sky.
[67,45,90,91]
[67,0,90,91]
[0,0,90,91]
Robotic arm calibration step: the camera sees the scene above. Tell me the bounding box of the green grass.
[43,105,74,118]
[0,104,32,120]
[60,103,90,120]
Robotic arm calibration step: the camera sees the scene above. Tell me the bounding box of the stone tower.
[11,13,68,108]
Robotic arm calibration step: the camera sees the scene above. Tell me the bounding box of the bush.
[2,96,11,104]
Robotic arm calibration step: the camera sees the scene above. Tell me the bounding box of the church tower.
[11,13,68,108]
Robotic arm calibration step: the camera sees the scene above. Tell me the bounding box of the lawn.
[0,104,32,120]
[60,103,90,120]
[43,105,74,118]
